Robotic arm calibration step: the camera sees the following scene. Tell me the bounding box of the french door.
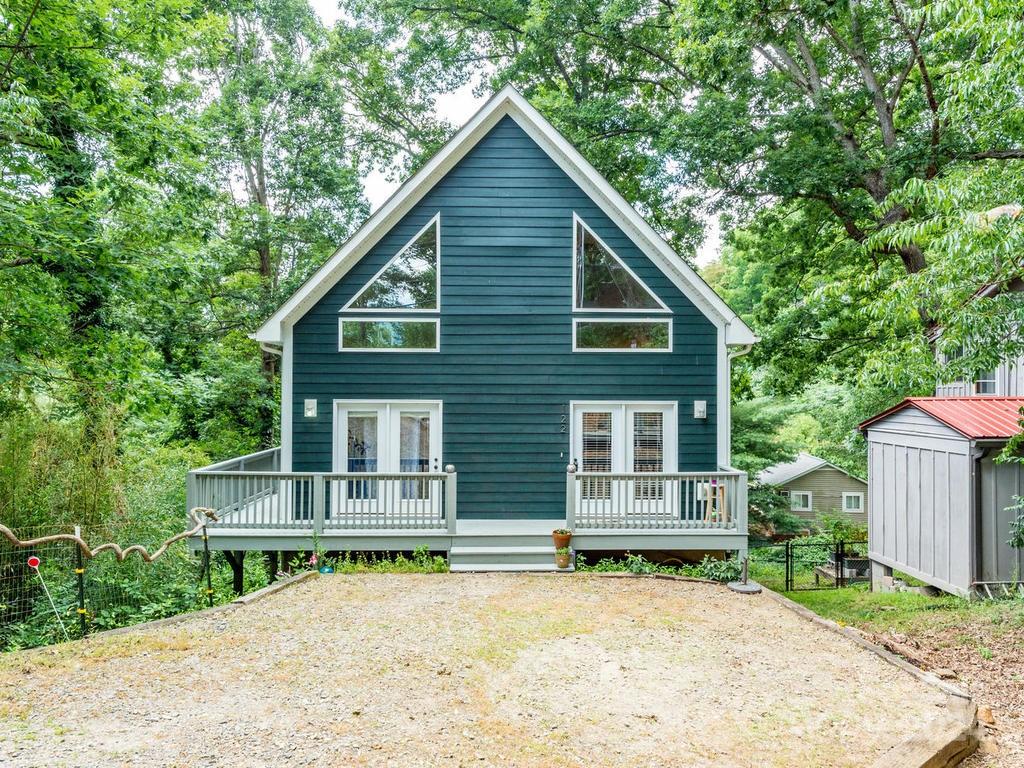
[571,402,677,517]
[334,401,441,519]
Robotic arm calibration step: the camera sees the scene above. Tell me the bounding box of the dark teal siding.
[292,116,719,519]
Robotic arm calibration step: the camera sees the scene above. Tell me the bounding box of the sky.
[307,1,721,266]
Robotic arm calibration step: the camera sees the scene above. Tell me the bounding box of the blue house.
[187,87,756,571]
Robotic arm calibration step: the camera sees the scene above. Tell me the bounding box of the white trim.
[790,491,813,512]
[340,214,441,313]
[338,317,441,352]
[717,323,729,468]
[280,323,293,472]
[253,85,756,346]
[571,212,670,313]
[842,491,864,513]
[331,399,444,473]
[568,401,679,473]
[571,317,672,352]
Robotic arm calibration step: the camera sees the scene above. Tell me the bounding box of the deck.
[186,448,748,561]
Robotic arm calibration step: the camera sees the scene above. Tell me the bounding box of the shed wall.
[867,418,974,597]
[979,453,1024,583]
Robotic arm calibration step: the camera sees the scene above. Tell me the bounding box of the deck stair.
[448,521,572,572]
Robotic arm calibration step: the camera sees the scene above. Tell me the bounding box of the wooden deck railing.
[566,467,748,532]
[187,450,457,533]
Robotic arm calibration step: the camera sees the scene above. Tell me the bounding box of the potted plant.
[554,546,572,570]
[552,528,572,549]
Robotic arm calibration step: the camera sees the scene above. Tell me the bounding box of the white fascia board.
[254,85,757,346]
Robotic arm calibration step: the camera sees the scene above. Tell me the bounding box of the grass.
[784,582,1024,637]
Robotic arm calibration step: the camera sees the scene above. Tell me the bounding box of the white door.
[334,401,442,521]
[571,403,676,521]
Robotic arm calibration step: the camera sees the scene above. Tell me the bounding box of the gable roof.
[254,86,757,346]
[859,397,1024,440]
[758,452,866,486]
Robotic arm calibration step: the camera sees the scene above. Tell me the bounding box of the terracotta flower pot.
[552,530,572,549]
[554,551,572,569]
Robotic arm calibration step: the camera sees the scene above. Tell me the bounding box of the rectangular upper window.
[573,319,671,352]
[339,319,439,352]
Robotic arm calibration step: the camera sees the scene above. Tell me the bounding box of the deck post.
[312,474,325,535]
[565,464,576,530]
[735,471,748,535]
[186,470,197,521]
[445,465,457,534]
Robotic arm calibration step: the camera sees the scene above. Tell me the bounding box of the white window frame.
[340,214,441,314]
[569,401,678,473]
[790,491,812,512]
[842,492,864,513]
[571,317,673,353]
[974,372,997,395]
[332,399,443,473]
[338,317,440,353]
[571,212,670,314]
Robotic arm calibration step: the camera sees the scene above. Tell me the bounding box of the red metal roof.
[859,397,1024,440]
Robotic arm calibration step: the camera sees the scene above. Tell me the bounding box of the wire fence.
[0,523,266,652]
[749,538,870,592]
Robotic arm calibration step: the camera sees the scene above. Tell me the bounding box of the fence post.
[785,540,792,592]
[445,465,457,535]
[202,525,213,607]
[74,525,87,637]
[838,540,846,589]
[565,464,576,530]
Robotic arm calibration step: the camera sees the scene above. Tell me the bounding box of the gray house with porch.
[186,86,755,572]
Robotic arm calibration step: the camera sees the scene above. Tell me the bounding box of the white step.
[448,544,574,572]
[450,562,574,573]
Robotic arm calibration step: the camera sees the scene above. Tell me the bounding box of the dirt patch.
[866,622,1024,767]
[0,574,954,767]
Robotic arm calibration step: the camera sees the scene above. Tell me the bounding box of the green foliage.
[814,512,869,543]
[747,483,805,539]
[575,552,740,582]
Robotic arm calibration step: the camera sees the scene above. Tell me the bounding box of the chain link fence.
[749,538,870,592]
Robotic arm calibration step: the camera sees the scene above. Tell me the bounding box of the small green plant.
[979,646,994,661]
[692,555,741,583]
[555,546,571,555]
[552,528,571,535]
[1007,503,1024,550]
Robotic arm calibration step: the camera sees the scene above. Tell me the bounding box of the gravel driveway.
[0,573,953,767]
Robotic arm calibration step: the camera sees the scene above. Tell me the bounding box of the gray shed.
[859,397,1024,598]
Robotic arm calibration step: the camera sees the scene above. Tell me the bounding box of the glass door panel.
[580,411,613,500]
[347,411,380,501]
[398,410,431,500]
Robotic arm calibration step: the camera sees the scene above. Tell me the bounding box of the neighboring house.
[860,397,1024,598]
[758,453,868,525]
[186,86,756,573]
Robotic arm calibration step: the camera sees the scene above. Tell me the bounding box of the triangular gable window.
[573,216,667,311]
[345,216,439,310]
